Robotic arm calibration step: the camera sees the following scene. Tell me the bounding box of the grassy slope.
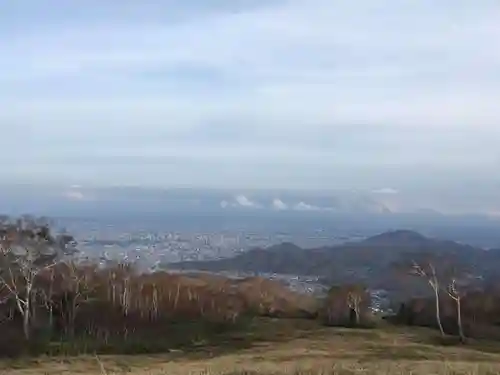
[3,319,500,375]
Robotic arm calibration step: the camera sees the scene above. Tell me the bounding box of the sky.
[1,0,500,190]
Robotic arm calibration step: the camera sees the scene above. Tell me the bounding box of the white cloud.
[63,190,86,201]
[294,202,321,211]
[372,188,399,195]
[234,195,261,208]
[2,1,500,129]
[271,199,288,210]
[1,1,499,188]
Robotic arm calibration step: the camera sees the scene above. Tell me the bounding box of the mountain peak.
[363,230,428,245]
[265,242,303,252]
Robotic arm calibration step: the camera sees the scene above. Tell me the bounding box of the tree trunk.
[23,286,33,341]
[69,300,77,338]
[434,287,445,336]
[457,298,465,343]
[23,308,30,341]
[174,283,181,309]
[48,304,53,331]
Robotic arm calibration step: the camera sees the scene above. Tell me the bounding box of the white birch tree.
[0,216,77,340]
[410,259,446,337]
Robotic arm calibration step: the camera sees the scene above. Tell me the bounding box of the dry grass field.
[2,319,500,375]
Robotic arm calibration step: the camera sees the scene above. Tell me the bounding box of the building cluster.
[74,227,360,266]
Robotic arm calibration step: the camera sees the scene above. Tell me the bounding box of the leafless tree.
[446,278,465,342]
[399,251,479,340]
[346,286,363,325]
[59,261,97,337]
[0,216,77,340]
[444,265,477,343]
[38,266,56,331]
[408,258,445,336]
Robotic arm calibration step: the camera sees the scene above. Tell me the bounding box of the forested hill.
[168,230,500,290]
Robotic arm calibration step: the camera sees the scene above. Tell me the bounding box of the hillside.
[3,221,500,374]
[4,319,500,374]
[168,230,500,293]
[183,272,320,318]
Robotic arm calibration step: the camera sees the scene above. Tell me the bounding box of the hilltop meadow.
[4,319,500,375]
[2,216,500,374]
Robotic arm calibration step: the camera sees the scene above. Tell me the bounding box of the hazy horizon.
[1,183,500,217]
[1,1,499,190]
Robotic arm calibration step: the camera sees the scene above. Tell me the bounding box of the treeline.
[0,216,321,356]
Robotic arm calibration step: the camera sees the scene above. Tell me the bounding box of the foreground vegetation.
[3,318,500,374]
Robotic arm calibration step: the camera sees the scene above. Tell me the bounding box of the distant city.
[61,217,366,269]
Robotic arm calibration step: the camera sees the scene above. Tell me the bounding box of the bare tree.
[444,265,477,343]
[0,216,77,340]
[58,261,97,337]
[38,266,56,331]
[346,286,363,325]
[398,250,479,340]
[446,278,465,342]
[409,258,445,337]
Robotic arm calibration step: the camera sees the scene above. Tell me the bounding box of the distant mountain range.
[2,184,500,216]
[0,184,393,215]
[168,230,500,297]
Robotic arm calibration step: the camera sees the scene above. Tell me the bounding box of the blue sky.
[1,0,499,190]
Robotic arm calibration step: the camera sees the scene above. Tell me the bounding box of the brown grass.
[2,319,500,375]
